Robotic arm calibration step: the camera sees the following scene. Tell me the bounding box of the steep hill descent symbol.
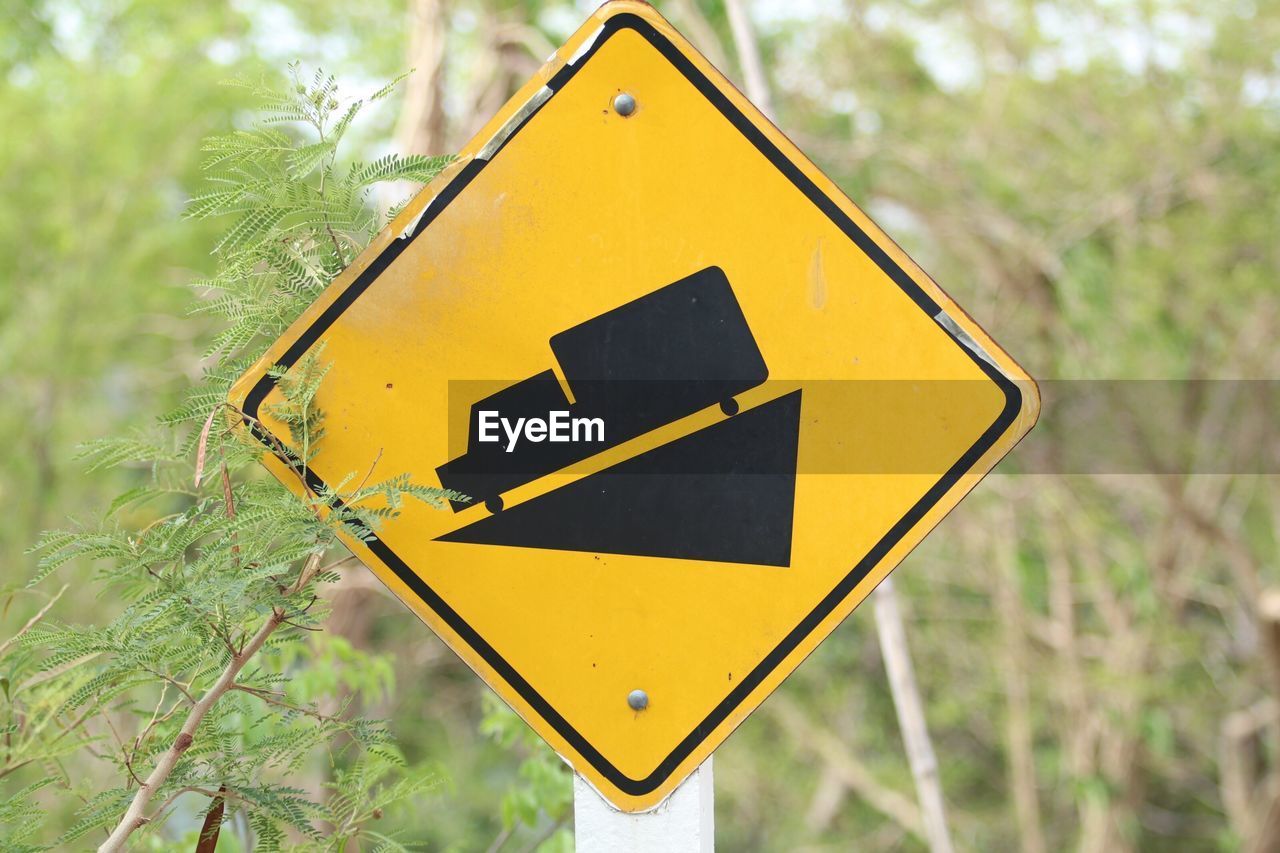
[435,266,802,566]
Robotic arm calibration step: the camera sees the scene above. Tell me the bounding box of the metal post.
[573,758,714,852]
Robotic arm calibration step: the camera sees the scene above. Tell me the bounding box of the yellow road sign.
[231,0,1038,812]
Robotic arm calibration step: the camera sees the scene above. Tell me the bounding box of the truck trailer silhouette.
[434,266,801,566]
[437,266,770,510]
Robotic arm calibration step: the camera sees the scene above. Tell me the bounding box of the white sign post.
[573,759,714,852]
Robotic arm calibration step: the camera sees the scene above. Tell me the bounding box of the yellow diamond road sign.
[231,0,1039,812]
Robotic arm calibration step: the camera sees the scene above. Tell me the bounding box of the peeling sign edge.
[568,24,606,67]
[398,198,432,240]
[396,24,601,242]
[476,85,554,161]
[934,309,1040,439]
[934,310,1000,372]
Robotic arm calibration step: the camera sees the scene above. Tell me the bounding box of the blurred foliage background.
[2,0,1279,849]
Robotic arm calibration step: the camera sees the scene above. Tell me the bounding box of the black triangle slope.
[436,390,802,567]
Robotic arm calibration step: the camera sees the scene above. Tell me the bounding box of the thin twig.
[518,813,568,853]
[100,711,146,789]
[223,403,315,500]
[149,784,253,824]
[220,452,241,566]
[0,584,68,659]
[230,684,340,722]
[132,683,171,761]
[352,448,385,494]
[319,554,360,573]
[135,666,196,705]
[484,824,514,853]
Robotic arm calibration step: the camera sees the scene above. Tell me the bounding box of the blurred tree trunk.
[992,506,1047,853]
[454,12,551,148]
[723,0,774,119]
[666,0,730,70]
[396,0,449,157]
[1221,593,1280,852]
[721,2,956,849]
[874,577,956,853]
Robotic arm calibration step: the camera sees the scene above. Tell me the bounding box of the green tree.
[2,67,456,850]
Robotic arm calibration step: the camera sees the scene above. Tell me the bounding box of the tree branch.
[770,694,925,840]
[95,553,324,852]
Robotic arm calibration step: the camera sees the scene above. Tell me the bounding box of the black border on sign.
[241,12,1023,797]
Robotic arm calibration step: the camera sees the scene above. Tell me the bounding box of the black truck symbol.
[434,266,801,567]
[437,266,769,511]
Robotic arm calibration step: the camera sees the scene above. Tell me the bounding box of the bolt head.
[613,92,637,117]
[627,689,649,711]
